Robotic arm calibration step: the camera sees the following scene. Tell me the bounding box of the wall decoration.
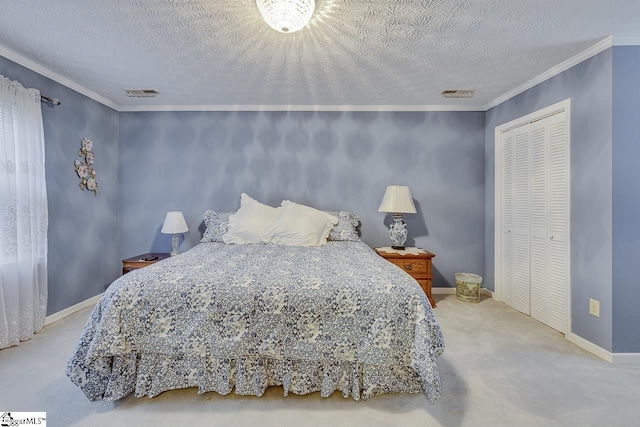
[74,138,97,195]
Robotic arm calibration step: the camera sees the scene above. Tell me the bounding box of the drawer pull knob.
[405,264,413,270]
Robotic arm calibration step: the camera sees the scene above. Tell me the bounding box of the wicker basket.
[455,273,482,303]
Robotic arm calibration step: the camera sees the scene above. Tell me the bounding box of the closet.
[496,100,570,334]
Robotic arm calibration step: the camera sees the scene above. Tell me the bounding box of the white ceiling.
[0,0,639,111]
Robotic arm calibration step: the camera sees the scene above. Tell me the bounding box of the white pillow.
[222,193,280,244]
[263,200,339,246]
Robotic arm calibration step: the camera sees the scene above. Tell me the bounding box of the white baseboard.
[566,334,640,364]
[438,288,638,364]
[567,333,613,363]
[44,293,102,326]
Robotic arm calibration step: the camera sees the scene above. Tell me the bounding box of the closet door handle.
[549,234,554,240]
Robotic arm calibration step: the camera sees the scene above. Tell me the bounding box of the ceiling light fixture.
[256,0,315,33]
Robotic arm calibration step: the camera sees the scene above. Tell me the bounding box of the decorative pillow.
[326,211,361,241]
[263,200,339,247]
[200,210,232,242]
[222,193,281,244]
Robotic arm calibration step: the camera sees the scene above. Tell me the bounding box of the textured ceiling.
[0,0,639,110]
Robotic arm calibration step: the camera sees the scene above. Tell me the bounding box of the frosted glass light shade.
[256,0,315,33]
[161,211,189,234]
[378,186,417,214]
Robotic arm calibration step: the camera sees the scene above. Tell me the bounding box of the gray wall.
[119,111,485,288]
[612,46,640,353]
[484,50,614,351]
[0,56,120,315]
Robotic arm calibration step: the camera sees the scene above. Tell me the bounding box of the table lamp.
[378,185,416,250]
[161,211,189,256]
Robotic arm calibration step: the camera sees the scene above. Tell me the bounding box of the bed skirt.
[67,353,439,402]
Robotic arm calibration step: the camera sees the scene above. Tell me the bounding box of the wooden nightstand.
[122,252,170,275]
[375,247,436,308]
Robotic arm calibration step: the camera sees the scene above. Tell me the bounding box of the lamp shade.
[161,211,189,234]
[378,185,417,214]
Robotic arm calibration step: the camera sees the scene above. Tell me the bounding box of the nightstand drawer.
[388,258,429,275]
[375,247,436,308]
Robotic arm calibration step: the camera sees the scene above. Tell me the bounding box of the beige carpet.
[1,294,638,427]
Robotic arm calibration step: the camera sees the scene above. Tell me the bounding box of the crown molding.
[0,43,483,113]
[613,36,640,46]
[118,103,485,112]
[0,43,119,111]
[484,36,613,110]
[1,37,620,114]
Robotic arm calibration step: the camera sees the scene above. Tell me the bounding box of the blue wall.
[4,44,639,354]
[0,56,120,315]
[119,111,486,288]
[1,50,486,318]
[484,50,614,351]
[612,46,640,353]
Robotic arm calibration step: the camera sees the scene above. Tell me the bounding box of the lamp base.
[389,214,408,249]
[391,245,406,250]
[170,233,179,256]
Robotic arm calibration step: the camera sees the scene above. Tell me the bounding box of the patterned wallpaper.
[0,49,486,314]
[119,110,485,288]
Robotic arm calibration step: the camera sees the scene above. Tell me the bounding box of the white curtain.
[0,74,48,349]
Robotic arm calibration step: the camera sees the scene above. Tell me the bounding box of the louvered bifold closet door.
[511,126,531,315]
[499,106,568,333]
[530,119,549,325]
[529,115,568,333]
[545,113,568,333]
[502,131,515,308]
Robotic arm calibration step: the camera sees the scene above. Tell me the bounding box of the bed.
[66,201,444,403]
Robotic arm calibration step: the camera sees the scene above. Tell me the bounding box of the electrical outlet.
[589,298,600,317]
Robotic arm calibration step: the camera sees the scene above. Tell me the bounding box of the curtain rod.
[40,94,61,106]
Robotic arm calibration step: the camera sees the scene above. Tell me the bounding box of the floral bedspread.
[66,241,444,402]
